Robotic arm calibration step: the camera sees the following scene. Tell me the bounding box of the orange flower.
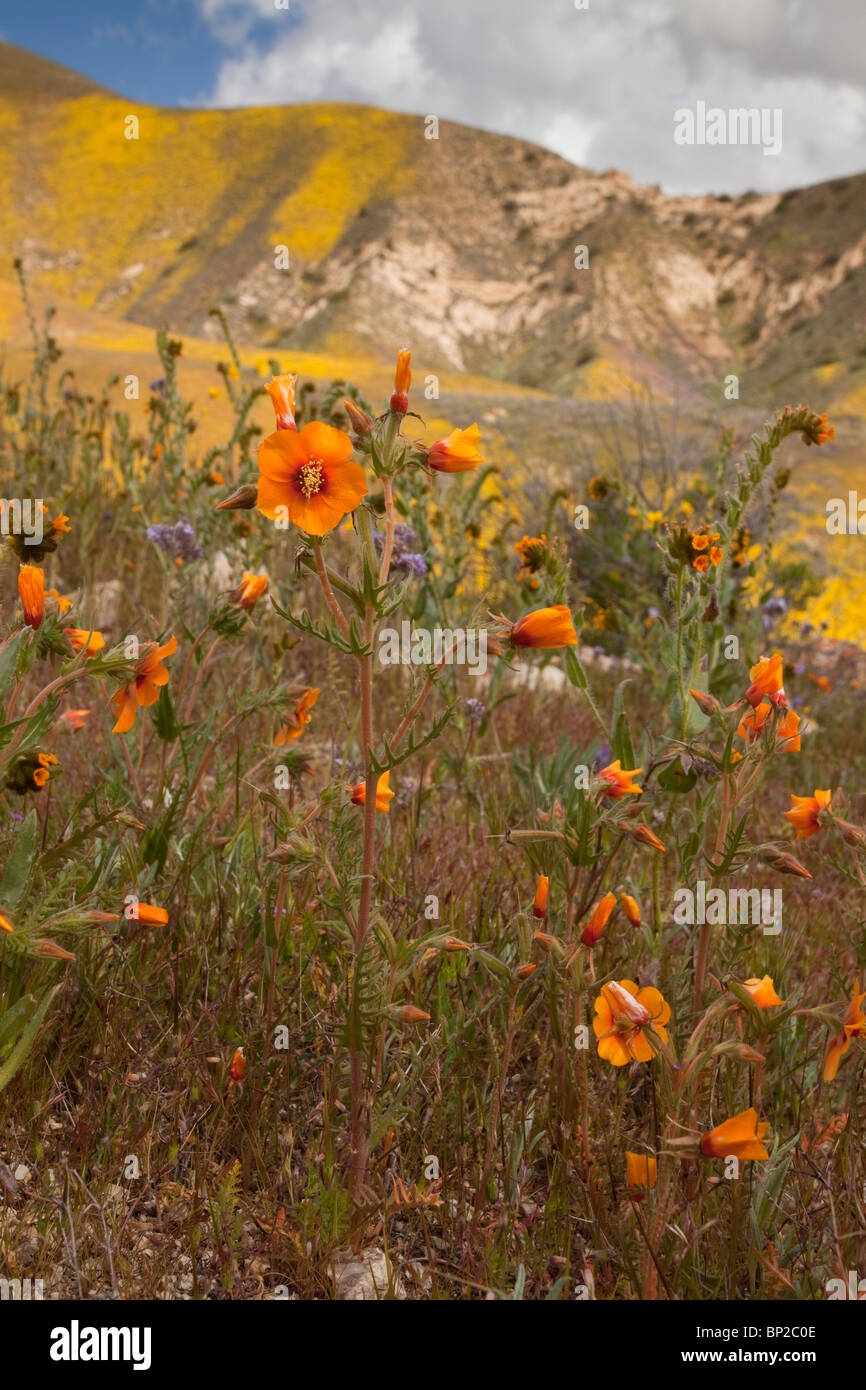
[784,789,831,840]
[0,909,14,933]
[510,605,578,649]
[48,587,73,614]
[811,413,834,446]
[598,759,642,799]
[351,770,394,813]
[580,891,617,947]
[427,424,485,473]
[593,978,671,1066]
[692,554,709,573]
[737,701,800,752]
[625,1151,658,1190]
[257,421,366,537]
[18,564,44,629]
[691,533,709,552]
[33,752,58,788]
[60,708,90,731]
[745,652,783,707]
[700,1107,770,1161]
[709,546,723,566]
[390,349,411,413]
[232,571,268,610]
[265,374,297,431]
[274,687,319,746]
[823,980,865,1082]
[621,894,641,927]
[129,902,169,926]
[111,636,178,734]
[532,875,549,919]
[52,513,71,535]
[743,975,785,1008]
[229,1046,246,1082]
[63,627,105,657]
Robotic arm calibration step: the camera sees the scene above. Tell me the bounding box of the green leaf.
[0,809,37,908]
[0,630,26,703]
[0,985,60,1093]
[564,646,588,689]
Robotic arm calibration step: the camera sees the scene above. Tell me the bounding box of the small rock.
[331,1247,406,1301]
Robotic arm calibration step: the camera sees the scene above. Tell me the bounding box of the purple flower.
[146,519,202,561]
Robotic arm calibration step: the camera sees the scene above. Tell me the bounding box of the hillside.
[1,42,866,402]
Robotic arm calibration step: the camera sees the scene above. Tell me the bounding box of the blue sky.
[2,0,865,195]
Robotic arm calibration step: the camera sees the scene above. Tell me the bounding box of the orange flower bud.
[343,399,374,435]
[427,424,484,473]
[442,936,474,952]
[742,975,785,1008]
[745,652,783,707]
[532,875,549,918]
[266,374,297,431]
[216,484,258,511]
[397,1004,431,1024]
[625,1151,657,1190]
[18,564,45,629]
[620,893,641,927]
[390,349,411,413]
[510,606,578,650]
[630,822,666,852]
[516,963,538,980]
[229,1046,246,1082]
[580,891,617,947]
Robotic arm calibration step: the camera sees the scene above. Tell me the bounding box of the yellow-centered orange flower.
[743,975,785,1008]
[18,564,44,629]
[738,701,800,752]
[823,979,865,1082]
[784,789,831,840]
[598,759,642,799]
[351,770,394,813]
[274,687,319,746]
[111,636,178,734]
[621,894,641,927]
[625,1151,658,1190]
[700,1107,770,1161]
[427,424,485,473]
[63,627,105,657]
[745,652,783,707]
[265,374,297,431]
[257,421,366,537]
[580,891,617,947]
[532,875,549,919]
[510,605,577,649]
[232,571,268,610]
[593,978,671,1066]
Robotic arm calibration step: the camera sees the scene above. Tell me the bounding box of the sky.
[2,0,865,195]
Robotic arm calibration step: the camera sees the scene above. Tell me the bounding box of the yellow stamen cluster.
[298,459,325,499]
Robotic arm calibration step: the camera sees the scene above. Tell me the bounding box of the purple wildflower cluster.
[373,522,427,578]
[146,520,202,561]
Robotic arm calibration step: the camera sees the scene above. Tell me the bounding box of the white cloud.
[196,0,866,194]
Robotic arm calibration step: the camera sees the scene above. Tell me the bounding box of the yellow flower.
[593,979,671,1066]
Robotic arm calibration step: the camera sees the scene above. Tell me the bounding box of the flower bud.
[216,483,258,511]
[343,399,373,435]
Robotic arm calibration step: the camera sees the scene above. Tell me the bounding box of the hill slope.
[1,42,866,400]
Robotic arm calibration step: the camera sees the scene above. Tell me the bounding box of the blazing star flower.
[351,770,394,813]
[737,701,801,752]
[63,627,105,657]
[625,1151,658,1190]
[60,709,90,731]
[427,424,485,473]
[266,374,297,431]
[231,571,268,610]
[47,587,73,615]
[598,760,643,799]
[593,978,671,1066]
[532,875,549,919]
[580,891,617,947]
[784,789,831,840]
[257,421,366,537]
[18,564,45,629]
[823,980,865,1082]
[742,975,785,1008]
[130,902,169,926]
[111,636,178,734]
[390,349,412,413]
[274,688,319,746]
[510,605,578,649]
[700,1107,770,1161]
[621,894,641,927]
[745,652,784,707]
